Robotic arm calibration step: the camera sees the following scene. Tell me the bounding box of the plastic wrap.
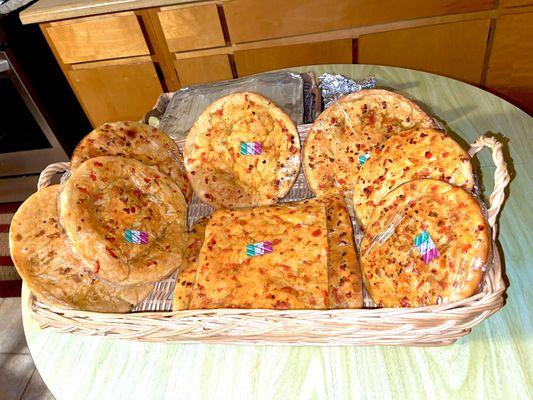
[183,92,301,208]
[360,179,490,308]
[59,156,188,285]
[8,185,154,312]
[303,88,438,197]
[71,121,193,203]
[158,71,307,140]
[352,128,476,229]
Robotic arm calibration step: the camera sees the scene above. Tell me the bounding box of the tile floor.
[0,297,55,400]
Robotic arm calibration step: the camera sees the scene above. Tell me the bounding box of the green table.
[22,65,532,399]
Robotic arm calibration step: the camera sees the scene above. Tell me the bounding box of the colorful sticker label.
[240,142,263,155]
[246,241,273,257]
[359,153,371,166]
[125,229,148,244]
[414,231,439,263]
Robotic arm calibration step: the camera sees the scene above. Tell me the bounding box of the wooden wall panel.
[158,4,226,53]
[223,0,495,43]
[358,19,491,84]
[485,12,533,113]
[500,0,533,7]
[234,40,352,76]
[68,60,162,127]
[45,13,149,64]
[175,54,233,86]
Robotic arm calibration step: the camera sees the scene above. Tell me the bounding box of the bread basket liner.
[28,125,510,346]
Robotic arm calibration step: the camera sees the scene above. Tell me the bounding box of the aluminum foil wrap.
[318,73,377,108]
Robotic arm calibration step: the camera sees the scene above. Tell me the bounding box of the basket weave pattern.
[29,127,509,346]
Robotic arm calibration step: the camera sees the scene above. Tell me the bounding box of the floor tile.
[0,354,34,400]
[21,369,55,400]
[0,298,29,355]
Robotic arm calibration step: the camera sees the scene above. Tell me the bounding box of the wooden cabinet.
[45,13,149,64]
[158,3,226,53]
[223,0,494,43]
[174,54,233,86]
[358,19,491,84]
[234,40,353,76]
[68,57,163,126]
[485,12,533,113]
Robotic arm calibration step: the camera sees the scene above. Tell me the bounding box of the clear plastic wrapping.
[183,92,301,208]
[359,179,490,308]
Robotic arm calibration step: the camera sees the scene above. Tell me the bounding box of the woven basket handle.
[468,135,510,239]
[37,162,71,190]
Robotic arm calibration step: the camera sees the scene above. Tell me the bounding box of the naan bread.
[71,121,192,203]
[322,194,363,308]
[353,129,475,229]
[303,89,436,197]
[9,186,153,312]
[59,156,187,284]
[184,92,300,208]
[172,218,208,311]
[189,199,329,309]
[360,179,489,307]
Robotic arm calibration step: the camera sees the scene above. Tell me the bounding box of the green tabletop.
[21,65,532,400]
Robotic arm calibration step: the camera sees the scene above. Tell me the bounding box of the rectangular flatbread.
[189,199,329,309]
[322,195,363,308]
[172,218,208,310]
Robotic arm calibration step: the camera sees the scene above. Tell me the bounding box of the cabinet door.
[68,58,162,127]
[174,54,233,86]
[485,12,533,113]
[358,19,491,84]
[234,40,353,77]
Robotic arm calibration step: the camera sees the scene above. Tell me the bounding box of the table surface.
[21,64,532,400]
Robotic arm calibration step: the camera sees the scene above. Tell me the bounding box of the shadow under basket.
[28,125,509,346]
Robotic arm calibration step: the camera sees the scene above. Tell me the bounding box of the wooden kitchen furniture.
[20,0,533,127]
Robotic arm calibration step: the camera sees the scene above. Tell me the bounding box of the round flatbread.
[71,121,192,203]
[184,92,300,208]
[353,129,475,229]
[303,89,436,197]
[9,186,153,312]
[59,156,187,284]
[360,179,489,307]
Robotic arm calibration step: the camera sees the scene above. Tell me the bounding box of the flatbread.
[9,186,153,312]
[71,121,192,203]
[303,89,436,197]
[189,199,329,309]
[353,129,475,229]
[59,156,187,285]
[360,179,490,307]
[322,194,363,308]
[184,92,300,208]
[172,218,208,311]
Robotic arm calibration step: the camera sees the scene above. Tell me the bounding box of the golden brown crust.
[189,199,329,309]
[360,179,490,307]
[9,186,153,312]
[59,156,187,285]
[172,218,209,311]
[184,92,300,208]
[321,194,363,308]
[303,89,436,197]
[353,129,475,229]
[71,121,192,203]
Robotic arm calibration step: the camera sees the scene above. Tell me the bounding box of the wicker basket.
[28,127,510,346]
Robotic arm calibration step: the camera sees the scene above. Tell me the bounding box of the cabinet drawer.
[223,0,494,43]
[175,54,233,86]
[158,4,226,53]
[358,19,490,84]
[234,40,353,77]
[68,57,162,127]
[46,13,149,64]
